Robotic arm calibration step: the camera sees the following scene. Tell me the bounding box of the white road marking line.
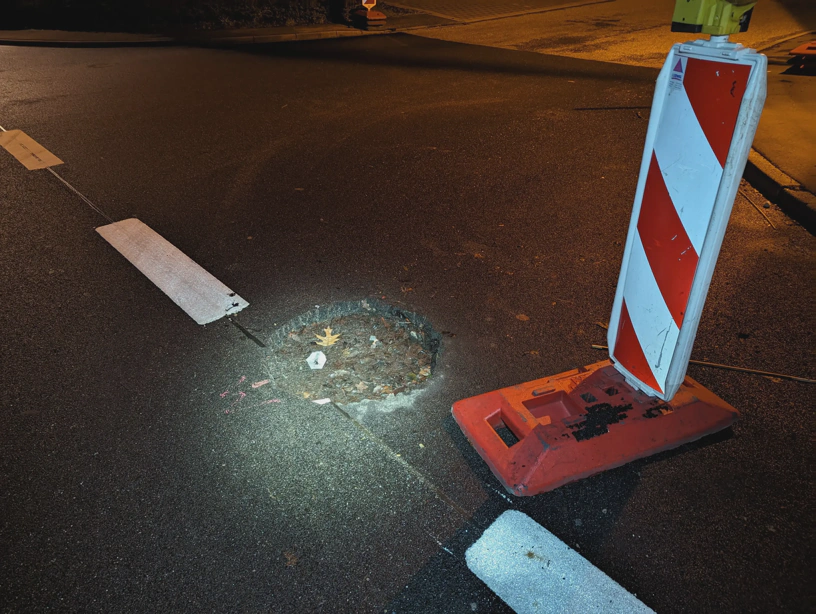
[2,124,247,325]
[0,129,63,170]
[97,218,249,325]
[466,510,654,614]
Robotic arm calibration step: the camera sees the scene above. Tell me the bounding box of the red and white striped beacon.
[609,36,766,400]
[452,9,766,495]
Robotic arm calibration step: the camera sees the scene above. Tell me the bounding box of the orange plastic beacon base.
[452,360,738,495]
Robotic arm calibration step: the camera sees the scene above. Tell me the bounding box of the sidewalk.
[743,32,816,231]
[1,13,813,231]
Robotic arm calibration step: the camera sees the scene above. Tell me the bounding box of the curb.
[182,28,372,47]
[0,26,384,48]
[0,36,174,48]
[743,149,816,235]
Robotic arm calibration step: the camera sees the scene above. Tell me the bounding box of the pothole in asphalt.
[266,300,441,406]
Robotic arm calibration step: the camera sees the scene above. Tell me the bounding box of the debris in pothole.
[306,351,327,370]
[268,311,434,405]
[315,327,341,347]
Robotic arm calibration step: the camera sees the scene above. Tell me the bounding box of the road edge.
[743,149,816,235]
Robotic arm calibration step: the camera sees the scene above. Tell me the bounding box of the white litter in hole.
[96,218,248,325]
[306,351,327,370]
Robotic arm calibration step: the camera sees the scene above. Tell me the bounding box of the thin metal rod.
[45,167,115,224]
[1,123,114,223]
[591,345,815,384]
[739,188,776,229]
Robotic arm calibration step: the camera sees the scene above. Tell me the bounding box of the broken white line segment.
[466,510,654,614]
[0,129,63,170]
[97,218,248,325]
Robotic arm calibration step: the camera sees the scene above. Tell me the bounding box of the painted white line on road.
[0,129,63,170]
[97,218,248,325]
[466,510,654,614]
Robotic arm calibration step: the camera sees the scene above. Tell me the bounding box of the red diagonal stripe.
[613,300,662,394]
[683,57,751,167]
[637,153,699,328]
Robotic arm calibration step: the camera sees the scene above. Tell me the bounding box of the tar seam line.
[1,123,114,224]
[45,167,115,224]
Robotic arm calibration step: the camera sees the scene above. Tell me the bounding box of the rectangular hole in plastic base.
[492,421,521,447]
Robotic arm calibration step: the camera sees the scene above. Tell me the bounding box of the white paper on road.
[466,510,654,614]
[0,129,63,170]
[96,218,248,325]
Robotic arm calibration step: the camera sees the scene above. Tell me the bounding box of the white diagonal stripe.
[467,510,655,614]
[621,235,680,391]
[653,81,723,255]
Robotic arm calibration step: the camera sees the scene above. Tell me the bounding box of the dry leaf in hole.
[315,327,341,347]
[516,314,530,321]
[283,551,298,567]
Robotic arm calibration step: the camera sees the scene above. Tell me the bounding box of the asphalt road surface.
[1,35,813,613]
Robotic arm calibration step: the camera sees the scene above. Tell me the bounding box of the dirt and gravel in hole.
[267,311,435,406]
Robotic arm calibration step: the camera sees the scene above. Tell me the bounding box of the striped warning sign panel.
[608,42,766,400]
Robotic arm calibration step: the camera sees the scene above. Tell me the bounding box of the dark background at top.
[4,0,356,31]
